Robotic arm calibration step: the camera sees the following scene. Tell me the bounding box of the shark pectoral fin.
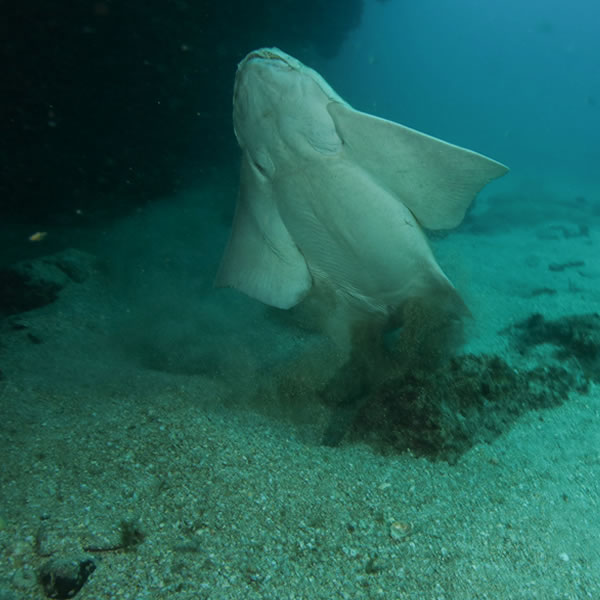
[327,102,509,230]
[215,155,312,309]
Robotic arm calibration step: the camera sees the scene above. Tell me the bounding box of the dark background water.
[1,0,368,222]
[2,0,598,226]
[316,0,600,188]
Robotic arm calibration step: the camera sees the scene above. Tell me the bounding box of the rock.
[0,249,97,316]
[39,556,96,599]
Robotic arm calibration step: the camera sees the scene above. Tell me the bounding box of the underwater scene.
[1,0,599,598]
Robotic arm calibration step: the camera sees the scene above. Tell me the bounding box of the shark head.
[233,48,344,175]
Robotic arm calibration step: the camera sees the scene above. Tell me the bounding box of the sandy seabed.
[1,176,599,599]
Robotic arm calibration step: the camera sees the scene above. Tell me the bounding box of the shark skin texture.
[216,47,508,335]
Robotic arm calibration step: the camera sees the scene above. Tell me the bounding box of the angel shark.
[217,47,508,339]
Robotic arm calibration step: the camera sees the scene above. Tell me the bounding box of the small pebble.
[389,521,412,541]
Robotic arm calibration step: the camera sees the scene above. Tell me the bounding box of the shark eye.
[249,156,270,178]
[253,159,267,176]
[250,149,274,177]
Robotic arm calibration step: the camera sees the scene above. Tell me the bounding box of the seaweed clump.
[511,312,600,380]
[320,311,595,461]
[350,354,583,463]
